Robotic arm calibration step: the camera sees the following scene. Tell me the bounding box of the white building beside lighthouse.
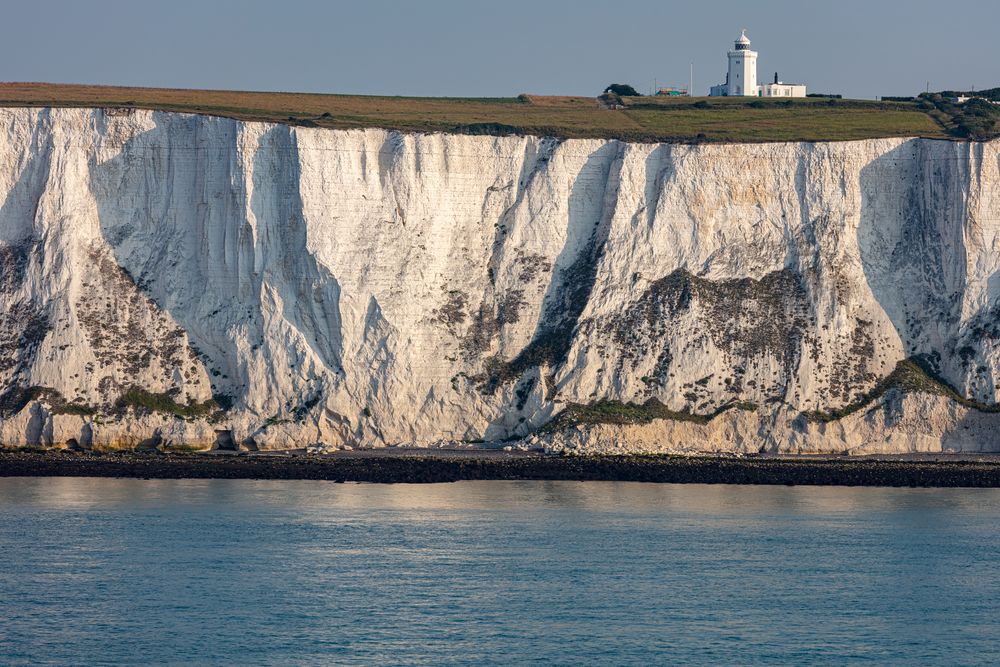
[708,30,806,97]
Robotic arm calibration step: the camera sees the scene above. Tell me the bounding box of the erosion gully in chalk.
[1,107,999,454]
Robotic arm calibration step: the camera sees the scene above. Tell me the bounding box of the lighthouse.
[709,30,806,97]
[726,29,757,96]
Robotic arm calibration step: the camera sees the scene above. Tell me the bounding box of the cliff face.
[1,107,999,452]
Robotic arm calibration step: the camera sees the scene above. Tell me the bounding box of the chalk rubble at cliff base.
[1,107,1000,454]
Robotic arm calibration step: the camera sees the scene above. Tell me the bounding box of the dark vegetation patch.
[0,242,31,293]
[289,391,323,422]
[544,398,758,431]
[462,300,501,357]
[263,390,328,427]
[957,303,1000,345]
[76,248,207,405]
[514,253,553,284]
[827,319,879,404]
[625,97,917,113]
[0,303,49,374]
[918,93,1000,140]
[802,357,1000,423]
[657,270,811,362]
[459,253,553,360]
[477,234,605,393]
[115,387,219,420]
[607,269,812,398]
[936,87,1000,102]
[212,393,235,411]
[496,289,527,326]
[952,306,1000,400]
[0,242,50,379]
[433,288,468,331]
[0,386,96,418]
[455,122,522,136]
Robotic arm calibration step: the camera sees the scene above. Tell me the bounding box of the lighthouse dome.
[735,30,751,50]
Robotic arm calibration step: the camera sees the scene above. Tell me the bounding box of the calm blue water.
[1,479,999,665]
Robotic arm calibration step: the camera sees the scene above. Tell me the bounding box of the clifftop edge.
[0,82,958,144]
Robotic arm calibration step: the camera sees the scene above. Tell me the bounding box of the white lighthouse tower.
[726,29,757,96]
[709,29,806,97]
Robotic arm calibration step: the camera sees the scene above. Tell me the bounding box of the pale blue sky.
[2,0,995,99]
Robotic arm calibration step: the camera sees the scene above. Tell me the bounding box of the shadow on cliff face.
[89,113,344,415]
[0,109,54,245]
[942,143,1000,404]
[479,141,622,394]
[248,125,344,375]
[639,144,673,229]
[0,109,54,393]
[857,139,968,382]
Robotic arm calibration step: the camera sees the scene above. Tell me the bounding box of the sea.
[1,478,999,666]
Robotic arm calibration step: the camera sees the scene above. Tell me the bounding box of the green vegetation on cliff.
[546,398,757,430]
[115,388,219,420]
[803,358,1000,423]
[546,358,1000,432]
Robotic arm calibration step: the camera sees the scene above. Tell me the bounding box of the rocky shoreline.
[4,450,1000,487]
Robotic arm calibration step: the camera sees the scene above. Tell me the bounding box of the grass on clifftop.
[0,82,952,143]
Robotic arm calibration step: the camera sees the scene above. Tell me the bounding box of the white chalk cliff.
[1,107,999,453]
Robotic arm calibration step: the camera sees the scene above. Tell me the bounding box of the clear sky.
[2,0,996,99]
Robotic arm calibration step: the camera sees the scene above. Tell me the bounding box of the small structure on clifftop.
[709,30,806,97]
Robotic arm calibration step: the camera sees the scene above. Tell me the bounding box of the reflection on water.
[2,478,999,665]
[11,477,995,514]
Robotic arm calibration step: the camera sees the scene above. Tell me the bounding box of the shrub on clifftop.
[603,84,641,97]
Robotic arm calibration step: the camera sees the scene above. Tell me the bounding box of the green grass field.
[0,82,953,143]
